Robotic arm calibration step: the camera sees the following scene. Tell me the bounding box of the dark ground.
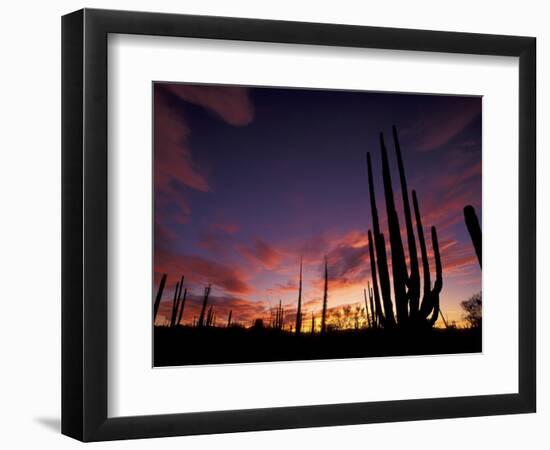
[153,325,482,367]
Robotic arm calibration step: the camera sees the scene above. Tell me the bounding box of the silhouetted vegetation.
[461,292,482,329]
[464,205,482,267]
[197,284,211,328]
[295,258,303,336]
[321,256,329,334]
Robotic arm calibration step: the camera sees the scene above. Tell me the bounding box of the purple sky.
[153,83,482,328]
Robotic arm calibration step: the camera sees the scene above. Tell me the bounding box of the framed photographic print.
[62,8,536,441]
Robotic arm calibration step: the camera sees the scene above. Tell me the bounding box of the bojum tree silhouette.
[367,126,443,329]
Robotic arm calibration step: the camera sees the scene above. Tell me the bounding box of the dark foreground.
[154,326,481,367]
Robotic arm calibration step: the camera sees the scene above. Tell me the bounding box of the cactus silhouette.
[170,276,184,327]
[363,289,372,328]
[366,126,443,328]
[153,273,167,323]
[205,306,213,327]
[176,288,187,326]
[311,312,315,334]
[295,258,303,336]
[321,256,329,334]
[368,283,376,328]
[227,310,232,327]
[367,230,386,327]
[197,284,211,327]
[274,300,284,330]
[464,205,482,267]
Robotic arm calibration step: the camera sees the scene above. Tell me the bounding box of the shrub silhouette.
[461,292,482,328]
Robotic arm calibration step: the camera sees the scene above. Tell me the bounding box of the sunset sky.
[153,83,482,329]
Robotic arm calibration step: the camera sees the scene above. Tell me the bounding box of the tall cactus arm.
[426,227,443,326]
[368,230,393,326]
[392,125,420,314]
[171,276,184,327]
[431,226,443,295]
[367,154,395,327]
[379,133,409,324]
[377,233,397,326]
[364,288,371,328]
[368,285,376,328]
[153,273,167,323]
[170,281,181,327]
[464,205,482,267]
[321,256,328,333]
[412,190,432,311]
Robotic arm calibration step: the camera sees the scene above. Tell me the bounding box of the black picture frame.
[62,8,536,442]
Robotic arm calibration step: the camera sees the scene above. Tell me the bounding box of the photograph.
[152,83,483,367]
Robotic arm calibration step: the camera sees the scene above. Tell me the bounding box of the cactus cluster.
[366,126,443,329]
[273,300,284,330]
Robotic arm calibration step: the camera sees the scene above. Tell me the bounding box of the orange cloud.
[239,239,282,269]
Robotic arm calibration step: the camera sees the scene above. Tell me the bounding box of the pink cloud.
[155,252,251,294]
[154,84,254,228]
[154,89,209,194]
[239,239,282,269]
[163,84,254,126]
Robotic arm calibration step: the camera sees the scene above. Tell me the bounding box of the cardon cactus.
[153,274,167,323]
[170,276,184,327]
[197,284,211,327]
[366,126,443,329]
[321,257,329,334]
[464,205,482,267]
[295,258,303,335]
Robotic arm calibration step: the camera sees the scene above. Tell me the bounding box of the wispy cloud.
[404,97,481,152]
